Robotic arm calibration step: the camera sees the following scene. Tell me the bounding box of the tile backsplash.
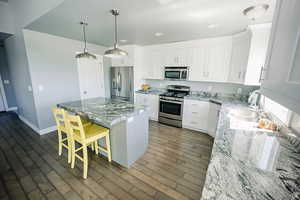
[145,79,259,96]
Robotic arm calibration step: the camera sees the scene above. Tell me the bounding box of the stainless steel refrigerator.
[110,66,134,102]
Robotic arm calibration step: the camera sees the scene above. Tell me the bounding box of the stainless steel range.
[159,85,190,128]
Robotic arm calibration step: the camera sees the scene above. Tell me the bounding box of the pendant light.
[75,21,96,59]
[243,4,269,21]
[104,9,128,58]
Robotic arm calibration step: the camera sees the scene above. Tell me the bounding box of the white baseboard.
[18,114,40,133]
[39,126,57,135]
[7,107,18,111]
[18,114,57,135]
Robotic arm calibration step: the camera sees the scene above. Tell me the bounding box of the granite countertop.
[58,97,148,128]
[201,103,300,200]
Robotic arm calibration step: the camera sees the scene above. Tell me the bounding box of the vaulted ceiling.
[26,0,276,46]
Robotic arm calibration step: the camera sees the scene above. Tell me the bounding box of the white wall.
[0,2,14,34]
[4,0,65,128]
[23,29,107,130]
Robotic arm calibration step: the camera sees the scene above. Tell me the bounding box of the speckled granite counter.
[58,97,148,128]
[58,97,149,168]
[201,102,300,200]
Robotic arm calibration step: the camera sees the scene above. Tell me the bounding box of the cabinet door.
[207,43,232,82]
[149,51,164,79]
[183,100,210,132]
[245,25,271,85]
[189,47,207,81]
[228,31,251,83]
[148,94,159,121]
[207,103,221,137]
[262,0,300,114]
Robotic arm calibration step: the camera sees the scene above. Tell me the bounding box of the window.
[263,96,291,125]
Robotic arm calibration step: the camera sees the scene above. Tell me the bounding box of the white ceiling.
[26,0,276,46]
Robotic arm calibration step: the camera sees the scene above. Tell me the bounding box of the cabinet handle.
[238,72,241,79]
[192,112,198,114]
[259,66,264,82]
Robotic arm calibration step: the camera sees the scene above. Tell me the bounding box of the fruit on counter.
[258,119,278,131]
[141,84,151,91]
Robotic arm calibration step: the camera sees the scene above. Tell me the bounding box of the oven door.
[159,99,182,120]
[164,70,181,80]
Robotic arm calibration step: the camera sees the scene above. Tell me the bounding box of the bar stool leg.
[82,144,88,179]
[105,133,112,162]
[58,130,62,156]
[67,137,72,164]
[94,141,99,155]
[71,139,76,169]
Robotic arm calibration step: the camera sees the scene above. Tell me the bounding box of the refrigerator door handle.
[118,72,122,92]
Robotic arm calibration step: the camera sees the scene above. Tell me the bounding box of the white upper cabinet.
[189,37,232,82]
[207,41,232,82]
[228,30,251,84]
[163,48,193,66]
[245,24,271,85]
[190,47,207,81]
[262,0,300,114]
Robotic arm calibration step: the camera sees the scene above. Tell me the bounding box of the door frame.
[0,73,8,111]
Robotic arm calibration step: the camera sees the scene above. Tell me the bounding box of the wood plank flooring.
[0,112,214,200]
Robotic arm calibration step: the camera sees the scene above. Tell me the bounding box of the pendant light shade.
[104,9,128,58]
[76,21,96,59]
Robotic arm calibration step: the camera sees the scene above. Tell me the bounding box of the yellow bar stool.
[52,107,93,164]
[52,107,72,163]
[65,113,112,179]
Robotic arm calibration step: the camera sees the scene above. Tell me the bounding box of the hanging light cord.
[115,13,118,47]
[81,22,88,53]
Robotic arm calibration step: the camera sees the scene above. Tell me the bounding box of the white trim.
[6,106,18,111]
[39,126,57,135]
[18,114,57,135]
[18,114,40,133]
[0,73,8,111]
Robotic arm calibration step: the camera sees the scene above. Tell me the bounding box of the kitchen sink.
[229,108,258,121]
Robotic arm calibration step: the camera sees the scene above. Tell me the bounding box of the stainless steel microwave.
[164,67,189,80]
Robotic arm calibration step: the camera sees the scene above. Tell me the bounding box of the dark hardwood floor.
[0,112,214,200]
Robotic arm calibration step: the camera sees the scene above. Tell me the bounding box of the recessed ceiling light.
[120,39,127,43]
[208,24,219,29]
[243,4,269,21]
[155,32,164,37]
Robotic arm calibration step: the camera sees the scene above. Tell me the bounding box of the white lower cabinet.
[183,99,210,132]
[183,99,220,137]
[135,93,159,121]
[207,102,221,137]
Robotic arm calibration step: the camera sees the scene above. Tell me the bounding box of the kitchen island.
[58,97,149,168]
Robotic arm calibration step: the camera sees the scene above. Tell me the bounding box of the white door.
[77,55,105,100]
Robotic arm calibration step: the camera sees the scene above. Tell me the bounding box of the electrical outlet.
[28,86,32,92]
